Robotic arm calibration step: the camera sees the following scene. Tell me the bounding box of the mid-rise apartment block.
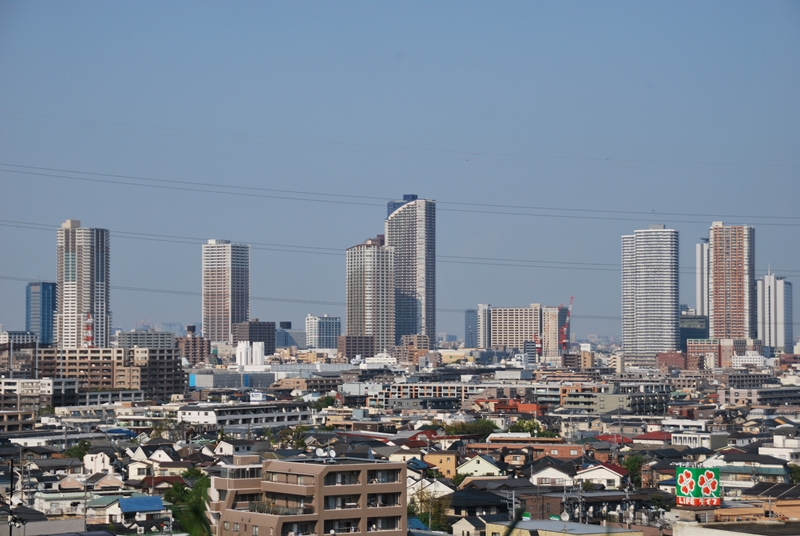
[338,335,376,360]
[490,304,541,351]
[233,319,277,355]
[305,314,342,349]
[117,329,176,349]
[209,455,406,536]
[37,347,185,400]
[176,325,211,366]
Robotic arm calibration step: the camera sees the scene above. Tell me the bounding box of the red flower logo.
[698,471,718,496]
[678,470,695,495]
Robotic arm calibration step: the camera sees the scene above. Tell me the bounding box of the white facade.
[346,236,395,353]
[541,306,568,359]
[56,220,111,348]
[621,225,680,361]
[696,240,710,316]
[385,197,436,344]
[305,314,342,349]
[236,341,265,366]
[731,351,765,368]
[477,304,491,349]
[757,273,793,352]
[202,239,250,343]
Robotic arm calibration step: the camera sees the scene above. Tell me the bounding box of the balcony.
[249,503,314,516]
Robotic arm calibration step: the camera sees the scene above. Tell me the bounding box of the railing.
[249,503,314,515]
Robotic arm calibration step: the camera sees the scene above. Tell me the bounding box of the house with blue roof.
[86,494,169,526]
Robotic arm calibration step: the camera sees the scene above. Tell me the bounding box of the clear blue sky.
[1,1,798,340]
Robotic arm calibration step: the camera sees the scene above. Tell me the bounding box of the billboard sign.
[676,467,721,506]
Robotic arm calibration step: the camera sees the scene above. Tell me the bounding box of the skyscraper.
[757,272,793,353]
[621,225,680,365]
[346,235,395,353]
[541,305,568,359]
[26,281,56,345]
[464,309,478,348]
[385,194,435,344]
[305,314,342,349]
[477,304,491,349]
[56,220,110,348]
[702,222,756,339]
[202,239,250,342]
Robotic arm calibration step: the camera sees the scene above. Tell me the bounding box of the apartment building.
[36,347,184,400]
[210,455,406,536]
[177,401,312,431]
[177,325,211,366]
[489,304,541,351]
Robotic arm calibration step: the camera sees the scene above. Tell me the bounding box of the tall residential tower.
[56,220,111,348]
[202,239,250,342]
[700,222,756,339]
[346,235,395,353]
[621,225,680,366]
[757,272,793,353]
[385,195,435,344]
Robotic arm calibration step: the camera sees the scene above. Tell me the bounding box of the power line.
[3,219,800,276]
[0,274,626,322]
[1,162,799,226]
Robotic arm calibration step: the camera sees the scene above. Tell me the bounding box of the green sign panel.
[676,466,721,506]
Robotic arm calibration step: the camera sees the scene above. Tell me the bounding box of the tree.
[451,472,467,487]
[168,473,211,536]
[509,419,559,438]
[623,454,644,488]
[409,490,451,532]
[443,419,498,440]
[64,439,91,459]
[789,464,800,484]
[312,396,337,411]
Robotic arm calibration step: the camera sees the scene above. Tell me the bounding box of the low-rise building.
[210,455,406,536]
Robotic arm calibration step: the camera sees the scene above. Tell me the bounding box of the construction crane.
[560,296,574,352]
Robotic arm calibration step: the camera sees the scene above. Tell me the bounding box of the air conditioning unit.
[137,527,145,535]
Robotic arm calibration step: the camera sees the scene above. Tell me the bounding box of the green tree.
[64,439,91,459]
[410,491,451,532]
[789,464,800,484]
[168,473,211,536]
[622,454,644,488]
[312,396,337,410]
[451,472,467,487]
[443,419,498,440]
[508,419,559,438]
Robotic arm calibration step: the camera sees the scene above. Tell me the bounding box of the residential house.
[457,455,503,477]
[575,463,629,489]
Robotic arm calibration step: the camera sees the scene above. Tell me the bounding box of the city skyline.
[0,3,797,339]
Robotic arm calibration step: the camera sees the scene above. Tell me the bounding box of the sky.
[1,1,798,340]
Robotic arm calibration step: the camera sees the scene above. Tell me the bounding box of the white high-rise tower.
[56,220,111,348]
[621,225,680,366]
[202,239,250,343]
[757,272,793,353]
[385,195,436,344]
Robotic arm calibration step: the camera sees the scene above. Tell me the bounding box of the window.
[607,479,615,487]
[253,528,259,536]
[224,522,230,530]
[550,449,559,455]
[539,478,550,484]
[570,450,578,456]
[234,524,240,532]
